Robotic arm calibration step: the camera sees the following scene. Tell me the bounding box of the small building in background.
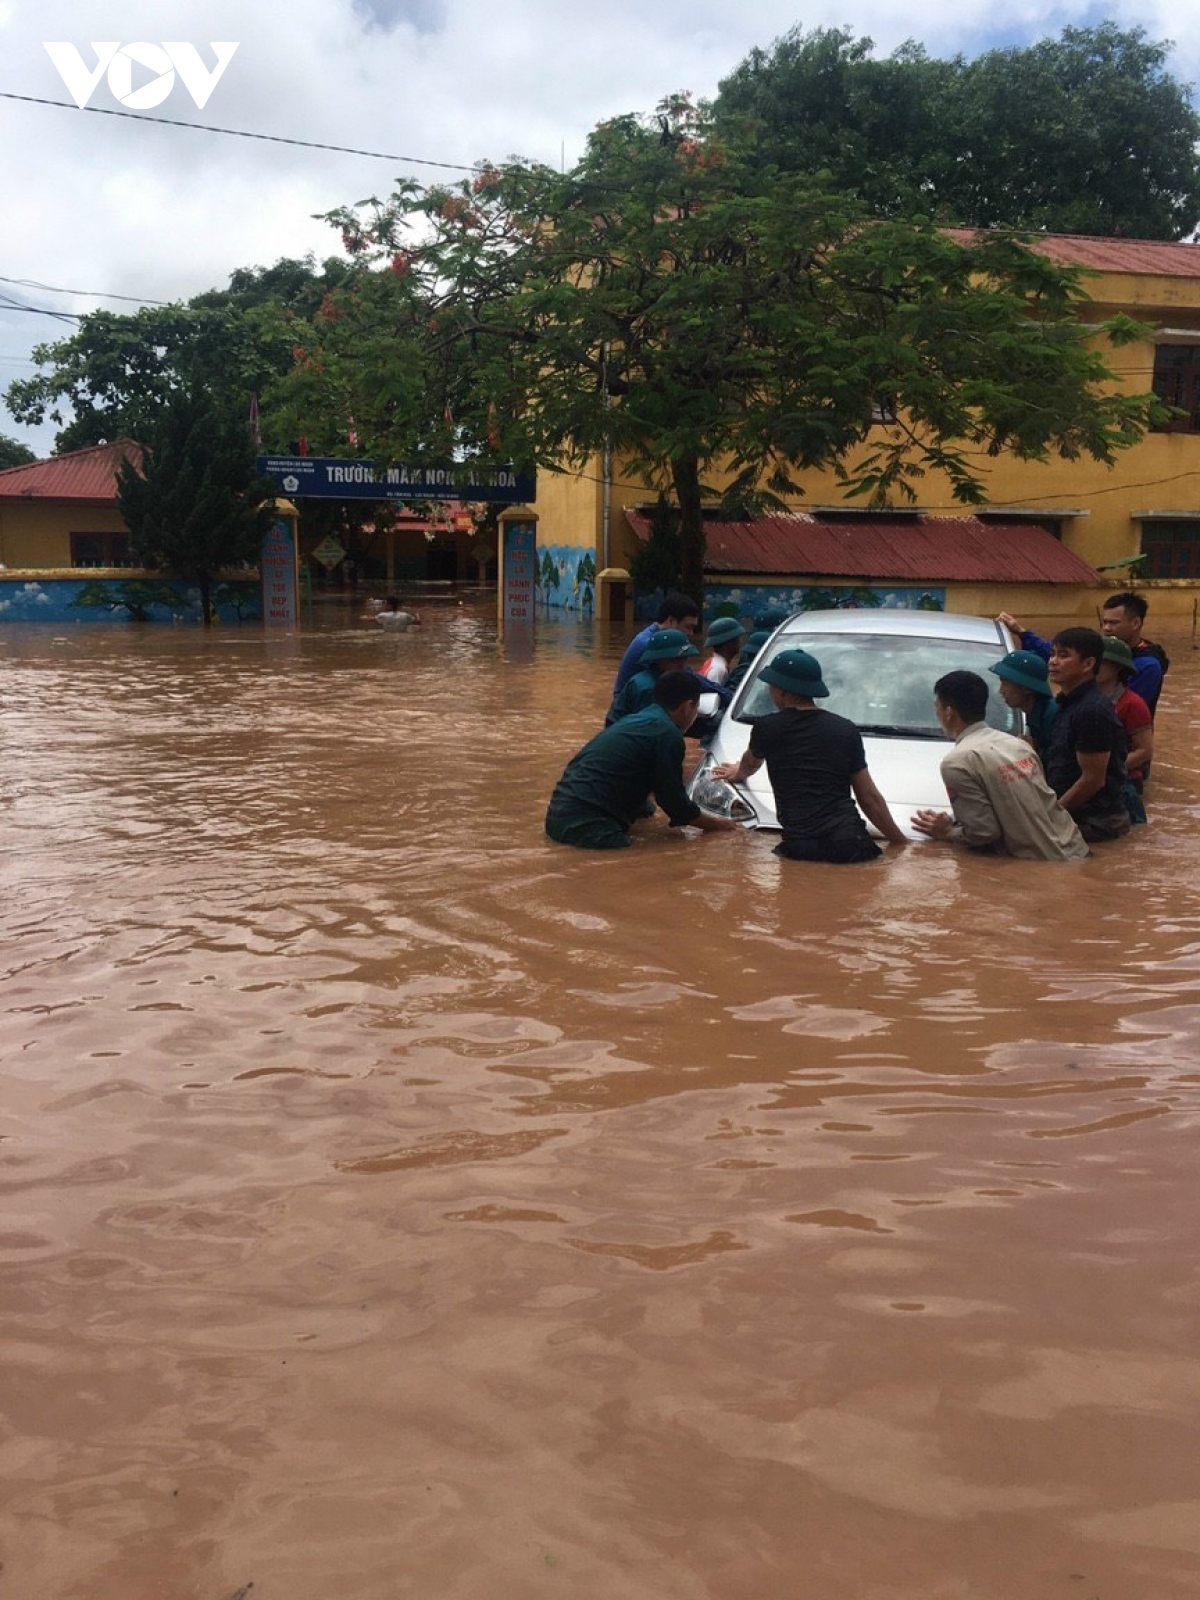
[0,440,141,570]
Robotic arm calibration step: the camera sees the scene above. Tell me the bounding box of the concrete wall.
[528,467,599,557]
[948,580,1200,624]
[702,576,1200,627]
[0,502,127,569]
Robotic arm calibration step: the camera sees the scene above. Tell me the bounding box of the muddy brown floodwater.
[2,597,1200,1600]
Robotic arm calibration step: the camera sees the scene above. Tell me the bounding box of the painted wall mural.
[634,582,946,623]
[0,577,263,624]
[536,544,595,611]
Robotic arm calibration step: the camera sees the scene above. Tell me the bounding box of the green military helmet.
[989,649,1052,697]
[704,617,746,648]
[642,627,700,663]
[759,647,830,698]
[1101,637,1135,679]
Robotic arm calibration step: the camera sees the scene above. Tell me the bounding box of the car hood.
[698,723,952,840]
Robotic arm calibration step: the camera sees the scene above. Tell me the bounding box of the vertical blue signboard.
[261,517,298,626]
[503,522,536,627]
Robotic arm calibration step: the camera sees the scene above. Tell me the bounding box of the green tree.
[629,497,683,597]
[0,434,37,470]
[4,256,353,452]
[715,24,1200,240]
[264,256,428,458]
[715,30,957,221]
[116,394,275,625]
[951,27,1200,238]
[294,98,1159,602]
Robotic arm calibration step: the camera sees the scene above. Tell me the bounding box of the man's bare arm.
[851,769,908,846]
[712,750,764,784]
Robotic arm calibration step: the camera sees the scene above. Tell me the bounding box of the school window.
[70,531,132,567]
[1151,345,1200,432]
[1139,520,1200,580]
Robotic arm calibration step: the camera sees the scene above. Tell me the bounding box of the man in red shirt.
[1098,637,1152,804]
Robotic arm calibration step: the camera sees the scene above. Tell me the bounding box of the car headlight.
[690,767,758,824]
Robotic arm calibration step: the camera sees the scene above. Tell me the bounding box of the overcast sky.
[3,0,1199,455]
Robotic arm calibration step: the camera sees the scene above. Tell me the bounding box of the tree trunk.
[671,451,706,610]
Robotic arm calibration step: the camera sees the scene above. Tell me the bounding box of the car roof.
[778,609,1007,644]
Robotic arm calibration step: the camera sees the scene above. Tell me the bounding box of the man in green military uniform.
[988,648,1057,756]
[606,628,699,724]
[727,629,771,691]
[546,673,739,850]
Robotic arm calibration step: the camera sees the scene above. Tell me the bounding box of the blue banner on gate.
[257,456,536,504]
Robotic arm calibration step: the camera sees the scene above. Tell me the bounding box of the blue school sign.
[256,456,536,504]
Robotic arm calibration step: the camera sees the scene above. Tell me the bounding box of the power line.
[0,91,477,173]
[998,465,1200,504]
[0,274,170,307]
[0,293,78,323]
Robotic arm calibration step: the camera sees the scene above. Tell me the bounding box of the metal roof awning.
[624,509,1101,585]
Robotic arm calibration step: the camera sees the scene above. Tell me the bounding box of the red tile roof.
[625,509,1100,584]
[947,229,1200,279]
[0,439,142,501]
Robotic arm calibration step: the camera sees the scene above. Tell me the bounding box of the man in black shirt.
[1044,627,1131,843]
[712,648,907,862]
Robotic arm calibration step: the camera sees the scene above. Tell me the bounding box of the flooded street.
[3,597,1200,1600]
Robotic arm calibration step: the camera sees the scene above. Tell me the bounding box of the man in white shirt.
[912,671,1089,861]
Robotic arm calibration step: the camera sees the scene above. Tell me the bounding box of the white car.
[688,608,1020,838]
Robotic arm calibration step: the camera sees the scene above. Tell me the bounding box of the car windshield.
[735,632,1020,737]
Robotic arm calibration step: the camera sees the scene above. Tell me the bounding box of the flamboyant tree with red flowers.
[281,95,1161,602]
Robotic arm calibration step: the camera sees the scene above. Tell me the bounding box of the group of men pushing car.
[544,590,1168,864]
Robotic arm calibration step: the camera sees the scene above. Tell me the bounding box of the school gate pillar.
[262,499,300,626]
[499,511,538,641]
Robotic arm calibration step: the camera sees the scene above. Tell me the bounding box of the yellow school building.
[520,233,1200,625]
